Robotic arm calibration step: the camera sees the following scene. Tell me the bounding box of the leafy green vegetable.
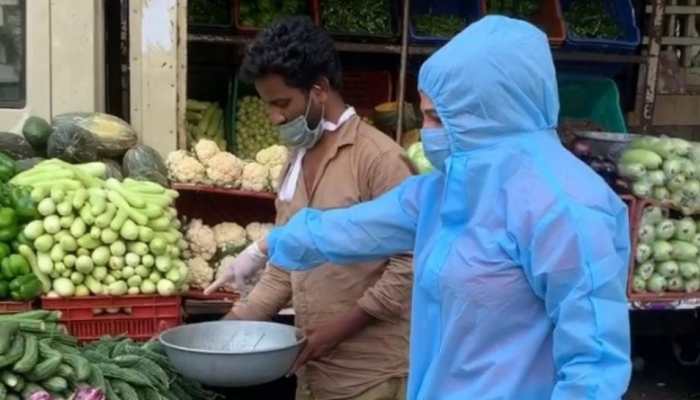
[321,0,392,35]
[239,0,306,29]
[565,0,622,39]
[413,13,466,38]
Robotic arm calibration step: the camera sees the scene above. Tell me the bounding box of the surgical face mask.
[421,127,451,172]
[278,95,325,149]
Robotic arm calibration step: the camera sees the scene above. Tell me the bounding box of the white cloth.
[278,107,357,201]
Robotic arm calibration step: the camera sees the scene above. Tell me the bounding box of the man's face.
[255,74,325,127]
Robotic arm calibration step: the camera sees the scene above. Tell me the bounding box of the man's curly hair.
[239,16,342,91]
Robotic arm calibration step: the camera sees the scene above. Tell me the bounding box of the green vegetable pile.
[0,153,45,303]
[407,142,433,174]
[0,311,219,400]
[486,0,539,19]
[0,310,80,399]
[188,0,230,26]
[9,159,188,298]
[619,136,700,214]
[413,13,466,38]
[235,96,280,160]
[632,207,700,295]
[238,0,306,29]
[564,0,622,39]
[186,100,226,150]
[321,0,393,36]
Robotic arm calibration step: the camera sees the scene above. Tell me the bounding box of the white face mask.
[277,96,325,150]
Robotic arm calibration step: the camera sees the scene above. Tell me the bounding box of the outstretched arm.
[264,176,423,271]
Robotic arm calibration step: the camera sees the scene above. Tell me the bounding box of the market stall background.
[0,0,699,399]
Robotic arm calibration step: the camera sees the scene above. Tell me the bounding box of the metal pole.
[641,0,666,133]
[395,0,411,144]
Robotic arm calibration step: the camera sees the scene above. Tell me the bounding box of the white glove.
[204,242,268,294]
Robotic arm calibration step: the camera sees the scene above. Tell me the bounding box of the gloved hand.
[204,242,268,294]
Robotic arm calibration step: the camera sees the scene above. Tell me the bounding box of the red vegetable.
[71,387,106,400]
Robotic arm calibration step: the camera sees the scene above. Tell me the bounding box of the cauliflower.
[184,219,217,261]
[166,150,206,183]
[256,145,289,167]
[187,257,214,290]
[268,164,285,191]
[206,152,244,187]
[213,222,248,251]
[246,222,274,242]
[194,139,221,165]
[239,162,270,192]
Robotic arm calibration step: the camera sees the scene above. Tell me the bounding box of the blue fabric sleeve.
[267,177,421,271]
[521,203,631,400]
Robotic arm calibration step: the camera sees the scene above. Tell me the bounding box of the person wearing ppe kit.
[215,15,633,400]
[206,17,414,400]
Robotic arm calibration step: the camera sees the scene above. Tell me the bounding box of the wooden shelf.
[188,33,644,64]
[172,183,277,201]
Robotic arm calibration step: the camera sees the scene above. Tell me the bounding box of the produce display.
[186,100,226,151]
[9,159,187,298]
[167,139,289,192]
[235,96,280,160]
[184,219,272,297]
[632,206,700,295]
[321,0,393,36]
[486,0,539,19]
[188,0,230,26]
[618,136,700,215]
[564,0,622,39]
[18,114,168,189]
[238,0,306,29]
[412,13,466,38]
[0,311,219,399]
[407,142,433,174]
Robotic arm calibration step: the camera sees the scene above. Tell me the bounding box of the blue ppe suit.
[267,16,631,400]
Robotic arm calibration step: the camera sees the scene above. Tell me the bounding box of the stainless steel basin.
[159,320,304,387]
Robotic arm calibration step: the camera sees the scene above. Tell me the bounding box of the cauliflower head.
[268,164,285,191]
[184,219,217,261]
[166,150,206,183]
[245,222,274,242]
[256,145,289,167]
[239,162,270,192]
[213,222,248,250]
[186,257,214,290]
[206,152,243,186]
[194,139,221,165]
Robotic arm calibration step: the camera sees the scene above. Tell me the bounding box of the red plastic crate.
[627,199,700,302]
[481,0,566,47]
[41,295,182,342]
[0,301,35,315]
[341,70,394,118]
[233,0,319,35]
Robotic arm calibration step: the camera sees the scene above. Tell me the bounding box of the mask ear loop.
[305,85,325,130]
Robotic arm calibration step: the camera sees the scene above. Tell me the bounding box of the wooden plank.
[395,0,410,144]
[652,94,700,125]
[641,0,666,132]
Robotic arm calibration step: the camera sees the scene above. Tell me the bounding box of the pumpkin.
[53,112,138,157]
[46,123,99,163]
[0,132,37,159]
[122,144,169,187]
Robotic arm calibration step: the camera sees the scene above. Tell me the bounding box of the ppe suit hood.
[418,16,560,153]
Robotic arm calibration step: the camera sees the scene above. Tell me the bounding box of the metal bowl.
[159,321,305,387]
[572,130,640,161]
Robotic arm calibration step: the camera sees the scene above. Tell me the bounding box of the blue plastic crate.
[560,0,640,53]
[408,0,482,45]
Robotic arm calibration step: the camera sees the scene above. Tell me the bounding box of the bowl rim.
[158,320,307,356]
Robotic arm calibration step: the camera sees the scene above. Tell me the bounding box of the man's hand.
[204,241,268,294]
[287,306,374,376]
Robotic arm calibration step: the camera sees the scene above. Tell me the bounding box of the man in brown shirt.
[206,17,414,400]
